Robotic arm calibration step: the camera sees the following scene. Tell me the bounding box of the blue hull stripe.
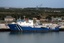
[17,24,22,30]
[16,24,20,31]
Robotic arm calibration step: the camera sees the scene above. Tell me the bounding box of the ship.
[8,18,60,32]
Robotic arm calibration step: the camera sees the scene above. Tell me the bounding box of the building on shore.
[4,16,15,22]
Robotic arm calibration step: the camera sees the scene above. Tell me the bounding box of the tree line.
[0,7,64,20]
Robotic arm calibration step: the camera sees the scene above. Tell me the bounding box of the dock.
[0,23,10,31]
[0,29,11,32]
[59,28,64,31]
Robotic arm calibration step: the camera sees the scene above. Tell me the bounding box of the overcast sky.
[0,0,64,8]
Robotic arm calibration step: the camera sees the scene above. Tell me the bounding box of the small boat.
[8,18,60,32]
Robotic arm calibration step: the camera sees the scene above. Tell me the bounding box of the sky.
[0,0,64,8]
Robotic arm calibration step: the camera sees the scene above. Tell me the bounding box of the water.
[0,31,64,43]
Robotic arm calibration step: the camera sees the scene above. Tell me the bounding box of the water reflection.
[9,31,62,43]
[9,31,59,35]
[0,31,64,43]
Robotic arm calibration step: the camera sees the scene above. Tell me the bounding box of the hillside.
[0,7,64,20]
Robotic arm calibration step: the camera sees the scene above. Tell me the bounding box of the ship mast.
[23,16,26,20]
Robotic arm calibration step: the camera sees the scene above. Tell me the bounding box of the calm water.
[0,31,64,43]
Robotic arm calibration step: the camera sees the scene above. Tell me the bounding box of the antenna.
[39,4,43,8]
[23,16,26,20]
[36,4,43,10]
